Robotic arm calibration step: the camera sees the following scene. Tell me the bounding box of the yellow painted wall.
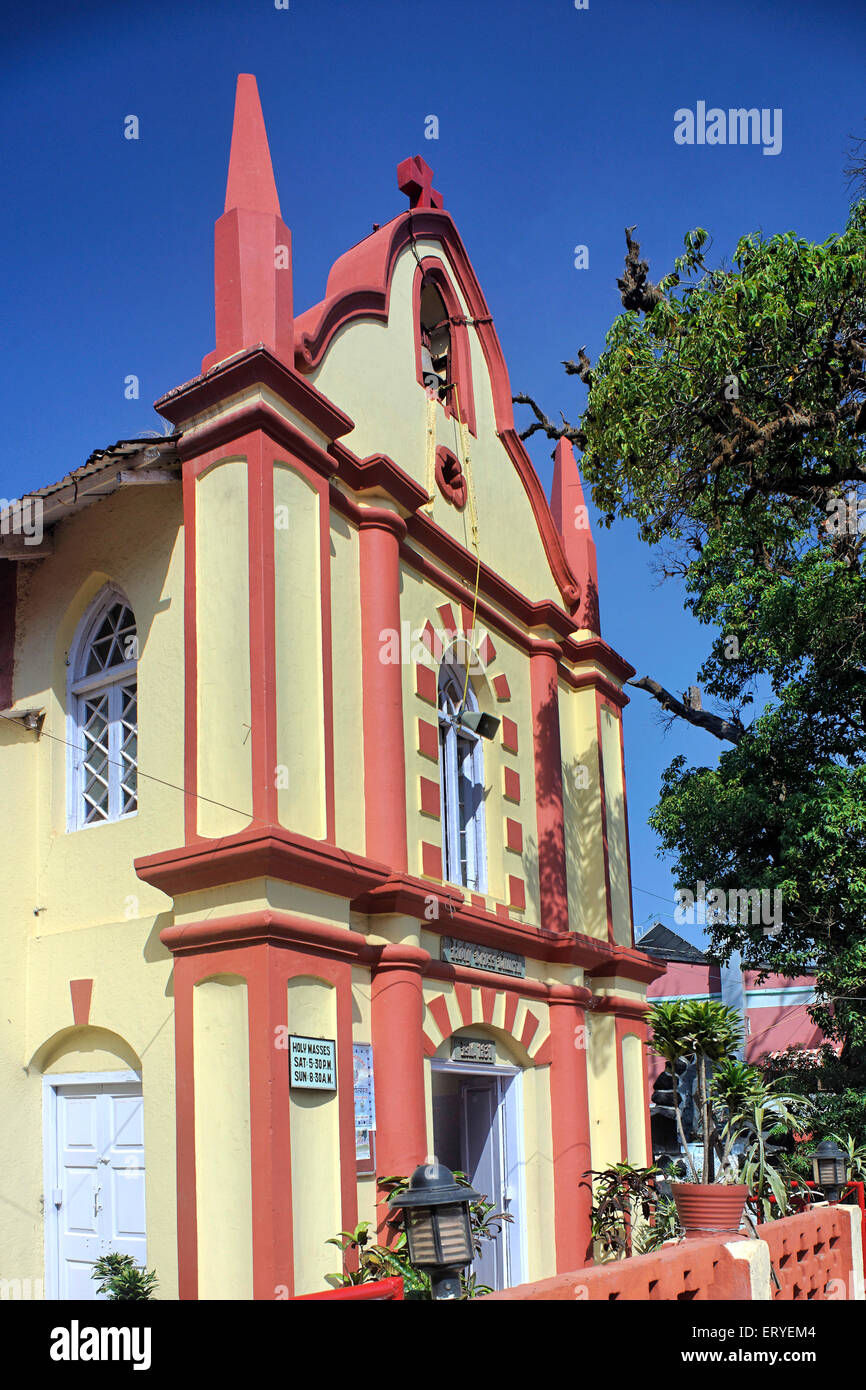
[586,1011,622,1170]
[287,975,342,1295]
[399,569,540,922]
[193,974,253,1299]
[600,704,632,946]
[0,482,184,1299]
[309,240,562,610]
[274,462,326,838]
[195,458,252,838]
[559,683,608,939]
[622,1032,647,1165]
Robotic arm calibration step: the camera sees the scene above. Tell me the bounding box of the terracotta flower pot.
[671,1183,749,1238]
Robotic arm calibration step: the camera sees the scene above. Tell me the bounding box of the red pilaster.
[548,985,593,1271]
[530,640,569,933]
[370,943,430,1232]
[550,437,600,634]
[359,508,408,871]
[172,955,199,1299]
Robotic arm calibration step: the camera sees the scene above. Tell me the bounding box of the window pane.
[120,682,138,813]
[82,694,110,822]
[73,603,139,828]
[85,603,137,676]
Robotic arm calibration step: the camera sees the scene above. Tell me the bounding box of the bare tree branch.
[511,393,587,449]
[563,346,594,386]
[628,675,745,744]
[617,226,665,313]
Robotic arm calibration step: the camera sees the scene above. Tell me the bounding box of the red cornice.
[134,825,389,902]
[135,825,652,979]
[560,668,631,709]
[176,398,340,482]
[561,635,636,684]
[154,344,354,441]
[586,947,667,985]
[160,909,374,962]
[329,442,430,513]
[590,994,653,1021]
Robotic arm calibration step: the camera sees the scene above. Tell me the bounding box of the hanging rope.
[451,379,482,719]
[424,389,437,511]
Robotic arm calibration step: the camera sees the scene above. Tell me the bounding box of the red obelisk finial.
[224,73,282,217]
[202,74,293,372]
[551,437,601,634]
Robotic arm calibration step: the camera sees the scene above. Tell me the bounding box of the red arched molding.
[293,209,582,613]
[434,446,467,510]
[412,258,477,438]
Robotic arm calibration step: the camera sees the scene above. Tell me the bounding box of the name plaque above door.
[451,1036,496,1064]
[440,937,525,978]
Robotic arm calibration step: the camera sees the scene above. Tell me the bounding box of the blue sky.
[3,0,864,947]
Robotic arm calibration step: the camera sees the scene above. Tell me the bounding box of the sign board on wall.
[440,937,525,978]
[289,1036,337,1091]
[451,1036,496,1064]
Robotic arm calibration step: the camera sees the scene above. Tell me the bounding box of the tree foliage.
[516,200,866,1054]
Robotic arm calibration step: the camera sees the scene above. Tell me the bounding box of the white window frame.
[438,661,487,892]
[66,586,139,832]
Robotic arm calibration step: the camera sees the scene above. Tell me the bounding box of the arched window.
[438,661,487,891]
[413,262,477,436]
[68,589,138,829]
[419,279,451,401]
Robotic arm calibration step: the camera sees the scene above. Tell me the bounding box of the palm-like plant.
[647,1001,700,1181]
[723,1091,814,1221]
[647,999,744,1183]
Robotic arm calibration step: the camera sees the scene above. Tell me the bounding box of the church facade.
[0,75,661,1299]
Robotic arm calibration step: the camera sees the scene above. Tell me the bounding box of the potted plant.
[649,1002,815,1236]
[648,1000,750,1236]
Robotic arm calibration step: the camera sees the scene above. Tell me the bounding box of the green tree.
[516,200,866,1059]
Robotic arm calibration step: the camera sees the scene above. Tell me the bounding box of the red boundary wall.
[483,1206,863,1301]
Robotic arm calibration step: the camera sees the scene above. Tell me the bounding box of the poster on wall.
[353,1043,376,1174]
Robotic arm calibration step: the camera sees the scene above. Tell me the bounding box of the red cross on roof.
[397,155,444,210]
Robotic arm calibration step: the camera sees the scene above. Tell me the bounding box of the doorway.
[430,1060,526,1291]
[43,1073,147,1299]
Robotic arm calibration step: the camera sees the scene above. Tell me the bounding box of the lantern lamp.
[388,1160,482,1300]
[809,1139,848,1201]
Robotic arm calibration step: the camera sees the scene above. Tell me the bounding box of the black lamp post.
[388,1160,482,1300]
[809,1139,848,1201]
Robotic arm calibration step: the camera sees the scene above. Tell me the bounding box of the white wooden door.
[461,1078,505,1291]
[51,1080,146,1299]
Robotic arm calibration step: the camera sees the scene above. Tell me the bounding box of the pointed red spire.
[224,73,281,217]
[202,74,293,373]
[551,438,601,634]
